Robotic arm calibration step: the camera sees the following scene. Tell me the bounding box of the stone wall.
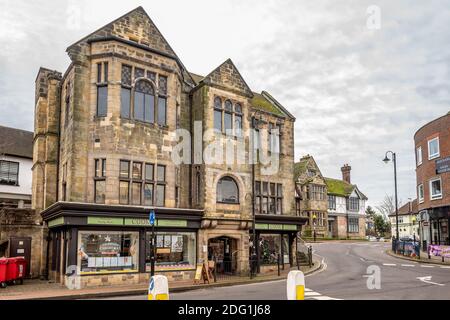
[0,208,46,278]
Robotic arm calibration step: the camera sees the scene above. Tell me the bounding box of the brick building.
[32,7,305,288]
[415,111,450,247]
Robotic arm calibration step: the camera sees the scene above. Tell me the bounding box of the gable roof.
[251,92,286,117]
[201,59,254,98]
[66,6,195,87]
[0,126,33,159]
[388,199,418,217]
[324,177,355,198]
[189,70,293,119]
[324,177,368,200]
[68,6,175,57]
[294,155,323,182]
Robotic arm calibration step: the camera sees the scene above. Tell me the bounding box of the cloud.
[0,0,449,209]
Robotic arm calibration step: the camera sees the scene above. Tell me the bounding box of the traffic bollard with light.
[148,275,169,300]
[286,270,305,300]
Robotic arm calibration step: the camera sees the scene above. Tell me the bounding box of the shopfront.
[419,207,450,250]
[253,214,307,273]
[41,202,203,288]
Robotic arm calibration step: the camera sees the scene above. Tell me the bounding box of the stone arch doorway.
[208,236,238,275]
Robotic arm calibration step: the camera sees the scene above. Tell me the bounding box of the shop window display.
[77,231,139,274]
[145,232,196,271]
[259,234,281,265]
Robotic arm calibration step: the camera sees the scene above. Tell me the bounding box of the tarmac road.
[97,241,450,300]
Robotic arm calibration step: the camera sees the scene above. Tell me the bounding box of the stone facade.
[32,7,303,287]
[294,155,328,238]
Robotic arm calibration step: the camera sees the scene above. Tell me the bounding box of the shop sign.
[87,216,123,225]
[268,224,283,230]
[283,224,298,231]
[124,218,151,226]
[255,223,269,230]
[436,157,450,174]
[48,217,64,227]
[157,219,187,227]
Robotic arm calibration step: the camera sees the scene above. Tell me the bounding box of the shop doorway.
[208,237,237,275]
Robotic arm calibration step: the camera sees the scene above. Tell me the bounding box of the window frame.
[416,146,422,166]
[96,61,109,117]
[120,63,168,127]
[428,137,440,160]
[429,177,442,200]
[0,160,19,186]
[418,184,424,203]
[216,176,240,204]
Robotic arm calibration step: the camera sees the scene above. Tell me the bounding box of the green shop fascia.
[41,202,203,277]
[253,214,307,270]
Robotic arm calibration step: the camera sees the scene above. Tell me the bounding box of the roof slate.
[0,126,33,159]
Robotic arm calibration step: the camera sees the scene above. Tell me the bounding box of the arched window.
[217,176,239,204]
[134,79,155,123]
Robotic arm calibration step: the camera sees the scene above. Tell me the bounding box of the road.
[98,241,450,300]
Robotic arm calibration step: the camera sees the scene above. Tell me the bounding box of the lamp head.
[383,155,390,164]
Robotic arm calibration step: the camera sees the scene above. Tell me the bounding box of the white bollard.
[286,270,305,300]
[148,275,169,300]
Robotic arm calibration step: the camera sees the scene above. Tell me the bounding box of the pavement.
[100,241,450,300]
[386,249,450,265]
[0,257,322,300]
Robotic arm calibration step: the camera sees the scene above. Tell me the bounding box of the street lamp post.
[312,213,317,243]
[250,113,262,277]
[383,151,399,252]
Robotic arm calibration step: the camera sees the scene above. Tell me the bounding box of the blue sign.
[149,277,154,291]
[149,210,155,226]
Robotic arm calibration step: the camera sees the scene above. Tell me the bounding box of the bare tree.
[376,194,402,220]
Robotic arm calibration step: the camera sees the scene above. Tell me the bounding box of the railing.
[297,236,313,267]
[393,239,420,258]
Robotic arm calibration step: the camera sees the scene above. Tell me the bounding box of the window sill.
[430,196,442,201]
[0,183,19,187]
[428,154,440,160]
[120,117,168,129]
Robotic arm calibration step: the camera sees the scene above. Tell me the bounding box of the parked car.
[399,235,414,242]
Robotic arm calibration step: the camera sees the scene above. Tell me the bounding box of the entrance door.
[208,237,236,274]
[9,237,31,277]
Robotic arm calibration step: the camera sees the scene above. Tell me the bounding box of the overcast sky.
[1,0,449,210]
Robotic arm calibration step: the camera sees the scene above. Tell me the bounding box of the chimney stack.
[341,164,351,183]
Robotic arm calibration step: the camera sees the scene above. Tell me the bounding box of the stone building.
[294,155,328,238]
[32,7,305,288]
[415,111,450,247]
[325,164,368,239]
[0,126,44,278]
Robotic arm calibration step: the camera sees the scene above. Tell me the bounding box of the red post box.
[0,258,8,288]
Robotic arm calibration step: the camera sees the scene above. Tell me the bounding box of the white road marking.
[440,266,450,269]
[383,263,396,266]
[401,264,415,267]
[304,292,321,296]
[416,276,445,286]
[310,296,342,300]
[421,265,435,268]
